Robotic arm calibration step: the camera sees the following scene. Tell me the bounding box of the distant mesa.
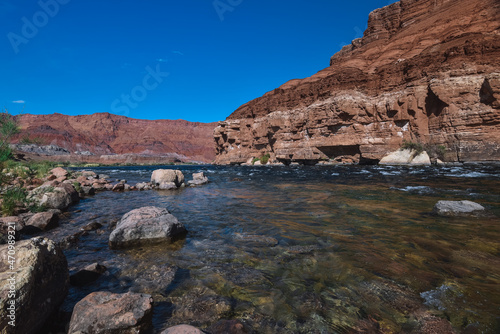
[13,112,217,164]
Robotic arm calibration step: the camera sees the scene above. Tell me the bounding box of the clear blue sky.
[1,0,396,123]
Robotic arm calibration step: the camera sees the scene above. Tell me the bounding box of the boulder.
[187,172,209,186]
[68,291,153,333]
[50,167,68,178]
[24,212,59,234]
[380,149,431,165]
[109,206,187,249]
[151,169,185,188]
[35,183,80,210]
[70,263,107,286]
[161,325,205,334]
[433,200,485,216]
[0,237,69,334]
[81,185,95,196]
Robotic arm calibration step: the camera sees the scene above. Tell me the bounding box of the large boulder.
[433,200,485,216]
[32,183,80,210]
[109,206,187,249]
[68,291,153,334]
[379,149,431,165]
[151,169,185,188]
[0,237,69,334]
[187,172,209,186]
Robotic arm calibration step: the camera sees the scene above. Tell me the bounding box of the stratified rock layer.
[214,0,500,165]
[15,113,217,163]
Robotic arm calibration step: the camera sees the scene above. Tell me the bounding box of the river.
[43,164,500,333]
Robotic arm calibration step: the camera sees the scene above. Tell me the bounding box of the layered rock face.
[15,113,217,163]
[214,0,500,165]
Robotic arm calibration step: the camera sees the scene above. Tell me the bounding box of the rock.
[161,325,205,334]
[214,0,500,165]
[112,183,125,192]
[159,182,178,190]
[168,286,232,328]
[379,149,431,165]
[0,216,24,244]
[24,212,59,234]
[187,172,209,186]
[433,200,485,216]
[151,169,185,188]
[109,206,187,249]
[0,237,69,334]
[68,291,153,333]
[124,183,131,191]
[81,185,95,196]
[70,263,107,286]
[50,167,68,178]
[34,183,80,210]
[135,182,152,191]
[81,221,103,231]
[208,320,250,334]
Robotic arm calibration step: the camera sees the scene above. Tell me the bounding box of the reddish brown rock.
[14,113,217,163]
[214,0,500,165]
[50,167,68,178]
[24,212,59,233]
[68,291,153,333]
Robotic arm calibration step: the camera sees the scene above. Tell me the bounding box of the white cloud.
[156,58,168,63]
[12,100,25,104]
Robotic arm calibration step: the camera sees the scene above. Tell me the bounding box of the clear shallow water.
[44,164,500,333]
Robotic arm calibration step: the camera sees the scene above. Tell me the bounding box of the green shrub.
[252,157,260,164]
[260,153,271,165]
[401,140,424,155]
[1,187,27,216]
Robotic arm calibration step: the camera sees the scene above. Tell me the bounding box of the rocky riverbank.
[0,166,215,333]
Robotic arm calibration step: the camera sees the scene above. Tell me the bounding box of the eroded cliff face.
[214,0,500,165]
[16,113,217,163]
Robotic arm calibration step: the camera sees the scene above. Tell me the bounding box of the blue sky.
[1,0,396,123]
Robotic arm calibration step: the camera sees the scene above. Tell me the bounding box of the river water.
[44,164,500,333]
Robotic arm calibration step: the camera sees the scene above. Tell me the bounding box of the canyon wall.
[16,113,217,163]
[214,0,500,165]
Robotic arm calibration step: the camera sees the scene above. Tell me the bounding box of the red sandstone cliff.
[214,0,500,164]
[15,113,217,163]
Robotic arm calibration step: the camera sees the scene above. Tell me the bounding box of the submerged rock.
[109,206,187,249]
[70,263,107,286]
[0,237,69,334]
[433,200,485,216]
[187,172,209,186]
[68,291,153,333]
[168,286,233,328]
